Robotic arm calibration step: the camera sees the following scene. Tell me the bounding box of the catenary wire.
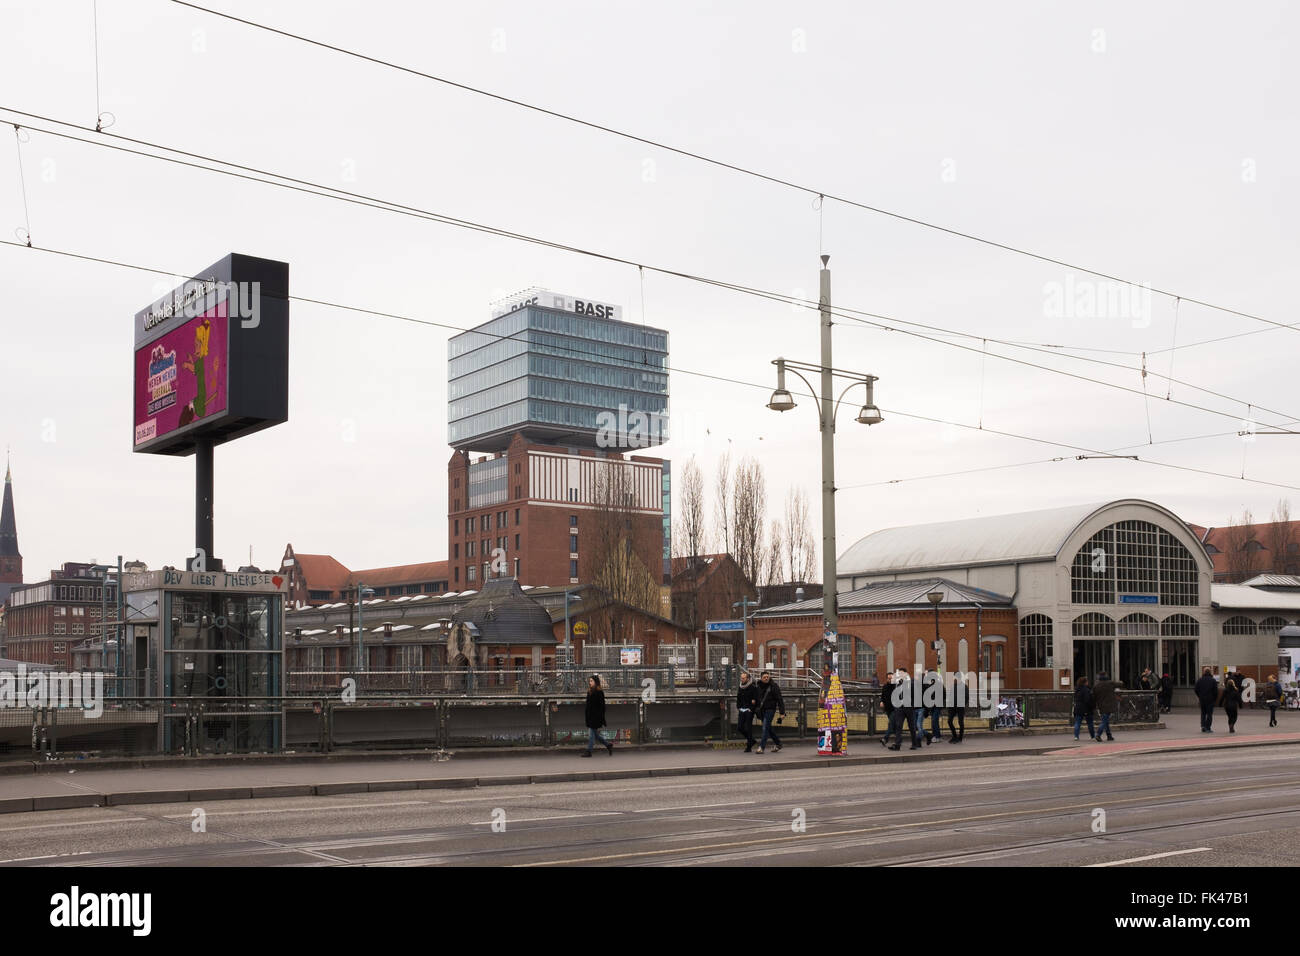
[166,0,1293,341]
[2,105,1296,433]
[4,237,1298,495]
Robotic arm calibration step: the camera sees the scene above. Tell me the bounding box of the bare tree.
[714,449,732,556]
[675,456,706,561]
[782,486,818,583]
[1224,509,1260,583]
[731,456,767,586]
[764,519,785,587]
[581,459,661,643]
[1268,499,1294,574]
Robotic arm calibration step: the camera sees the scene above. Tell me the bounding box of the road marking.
[632,801,755,813]
[161,800,428,819]
[517,778,1300,866]
[0,817,146,833]
[1087,848,1213,867]
[472,812,619,825]
[0,851,96,864]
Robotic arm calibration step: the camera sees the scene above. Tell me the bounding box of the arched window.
[1118,613,1159,637]
[1072,613,1115,637]
[1222,616,1257,636]
[1160,614,1199,637]
[852,637,878,682]
[1069,520,1199,606]
[1258,616,1288,635]
[1018,614,1054,668]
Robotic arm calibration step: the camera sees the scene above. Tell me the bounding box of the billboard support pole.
[196,437,214,567]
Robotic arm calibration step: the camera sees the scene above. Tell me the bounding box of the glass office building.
[448,300,670,452]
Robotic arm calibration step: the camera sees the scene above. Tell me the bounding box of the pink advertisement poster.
[134,302,230,447]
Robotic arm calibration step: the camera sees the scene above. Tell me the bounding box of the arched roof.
[839,499,1204,575]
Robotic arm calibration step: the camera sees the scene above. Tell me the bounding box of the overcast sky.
[1,0,1296,582]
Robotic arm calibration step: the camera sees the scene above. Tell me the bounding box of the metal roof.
[838,500,1197,574]
[753,578,1012,619]
[1240,574,1300,589]
[1210,584,1300,612]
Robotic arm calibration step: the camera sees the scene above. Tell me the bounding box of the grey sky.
[1,0,1296,581]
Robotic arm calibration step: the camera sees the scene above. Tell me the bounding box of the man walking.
[737,670,760,752]
[1092,671,1120,742]
[1195,666,1219,733]
[1266,673,1283,727]
[880,671,900,748]
[1073,676,1097,741]
[947,670,967,743]
[1158,672,1173,713]
[754,670,786,754]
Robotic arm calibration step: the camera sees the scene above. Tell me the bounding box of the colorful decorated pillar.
[817,628,848,755]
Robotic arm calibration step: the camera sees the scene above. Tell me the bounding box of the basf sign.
[133,254,289,456]
[490,289,622,322]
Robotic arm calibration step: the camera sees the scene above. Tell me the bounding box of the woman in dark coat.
[1158,673,1173,713]
[582,674,614,756]
[1073,677,1097,741]
[1222,678,1241,734]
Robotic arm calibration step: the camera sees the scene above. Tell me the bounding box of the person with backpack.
[581,674,613,757]
[1222,677,1242,733]
[1073,676,1097,741]
[1266,673,1283,727]
[754,670,786,754]
[736,670,760,752]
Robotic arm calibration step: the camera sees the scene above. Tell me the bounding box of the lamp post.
[927,588,943,673]
[767,255,882,676]
[356,584,375,671]
[732,596,757,681]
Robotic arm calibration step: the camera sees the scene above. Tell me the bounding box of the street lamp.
[927,588,944,672]
[732,596,757,676]
[356,584,375,671]
[767,255,882,676]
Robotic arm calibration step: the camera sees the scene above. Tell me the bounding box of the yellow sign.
[573,622,589,635]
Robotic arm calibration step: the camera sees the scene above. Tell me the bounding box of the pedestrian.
[754,670,786,754]
[581,674,613,757]
[1222,677,1241,734]
[947,670,966,743]
[879,671,900,748]
[1073,676,1097,741]
[1158,672,1173,713]
[1139,668,1155,691]
[1265,673,1283,727]
[896,672,922,750]
[923,670,942,745]
[1195,667,1219,733]
[736,670,760,752]
[1092,671,1120,742]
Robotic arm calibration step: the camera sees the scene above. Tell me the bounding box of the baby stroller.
[995,696,1026,729]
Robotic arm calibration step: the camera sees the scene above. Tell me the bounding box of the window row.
[1069,521,1199,605]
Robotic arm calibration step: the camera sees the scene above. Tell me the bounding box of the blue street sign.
[1120,595,1159,604]
[706,620,746,632]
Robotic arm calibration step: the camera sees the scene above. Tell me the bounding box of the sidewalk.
[0,711,1294,815]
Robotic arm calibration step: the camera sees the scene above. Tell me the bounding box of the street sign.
[573,622,589,635]
[706,620,745,632]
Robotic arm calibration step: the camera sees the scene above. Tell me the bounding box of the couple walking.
[736,670,786,753]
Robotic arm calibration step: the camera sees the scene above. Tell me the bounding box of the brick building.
[279,544,449,607]
[1188,518,1300,582]
[448,434,666,591]
[750,579,1018,685]
[4,562,118,667]
[670,553,757,637]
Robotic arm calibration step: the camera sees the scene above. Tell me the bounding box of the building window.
[1222,616,1257,636]
[1018,614,1054,668]
[454,567,460,583]
[1159,614,1199,638]
[852,637,877,682]
[1259,616,1288,635]
[1069,521,1198,606]
[1071,613,1115,637]
[570,534,579,553]
[467,541,475,557]
[54,606,65,617]
[53,622,65,634]
[467,566,476,582]
[467,516,475,534]
[570,559,579,578]
[454,519,459,536]
[570,515,578,528]
[1117,612,1158,637]
[515,534,520,549]
[515,508,520,523]
[454,543,460,558]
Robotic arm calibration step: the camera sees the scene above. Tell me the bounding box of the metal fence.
[0,688,1162,760]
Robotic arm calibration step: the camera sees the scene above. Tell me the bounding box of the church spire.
[0,454,19,560]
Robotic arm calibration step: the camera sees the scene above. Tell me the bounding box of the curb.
[4,734,1295,816]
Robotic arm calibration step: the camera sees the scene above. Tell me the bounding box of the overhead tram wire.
[4,237,1300,497]
[166,0,1295,341]
[3,105,1295,434]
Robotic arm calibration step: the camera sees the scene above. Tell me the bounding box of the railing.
[1,689,1163,760]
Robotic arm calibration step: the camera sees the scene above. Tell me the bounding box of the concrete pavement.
[0,710,1294,815]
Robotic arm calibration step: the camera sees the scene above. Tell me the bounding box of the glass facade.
[448,304,670,451]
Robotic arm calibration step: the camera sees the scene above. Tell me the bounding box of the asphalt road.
[2,744,1298,867]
